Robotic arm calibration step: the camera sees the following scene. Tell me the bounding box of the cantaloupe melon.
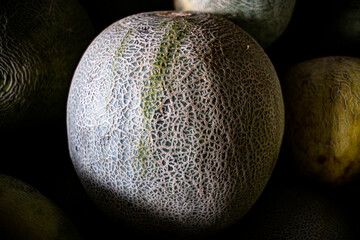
[284,56,360,185]
[0,0,93,129]
[174,0,296,48]
[0,174,82,240]
[67,11,284,236]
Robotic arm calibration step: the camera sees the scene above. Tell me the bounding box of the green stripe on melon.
[137,21,189,174]
[67,11,284,236]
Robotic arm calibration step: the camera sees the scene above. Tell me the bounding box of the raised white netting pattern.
[67,11,284,235]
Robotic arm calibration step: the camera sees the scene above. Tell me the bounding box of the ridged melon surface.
[0,0,93,128]
[67,11,284,235]
[174,0,296,48]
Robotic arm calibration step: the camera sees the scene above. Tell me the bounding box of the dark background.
[1,0,360,239]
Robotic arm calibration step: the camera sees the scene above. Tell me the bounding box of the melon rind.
[284,56,360,185]
[239,181,355,239]
[174,0,296,48]
[67,11,284,235]
[0,0,93,128]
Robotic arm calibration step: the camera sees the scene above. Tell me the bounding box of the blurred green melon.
[0,0,94,129]
[0,174,82,240]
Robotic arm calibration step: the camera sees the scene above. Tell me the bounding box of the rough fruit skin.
[174,0,296,48]
[67,11,284,235]
[284,56,360,185]
[238,181,355,239]
[0,0,93,128]
[0,174,82,240]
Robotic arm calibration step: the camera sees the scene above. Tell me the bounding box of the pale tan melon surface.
[67,11,284,236]
[284,56,360,185]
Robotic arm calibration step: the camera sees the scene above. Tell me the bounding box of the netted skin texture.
[174,0,296,48]
[239,182,355,240]
[284,56,360,185]
[67,11,284,235]
[0,0,93,129]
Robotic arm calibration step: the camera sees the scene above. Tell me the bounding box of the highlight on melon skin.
[0,0,94,129]
[283,56,360,186]
[0,174,82,240]
[66,10,284,236]
[174,0,296,48]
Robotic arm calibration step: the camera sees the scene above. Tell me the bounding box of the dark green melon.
[174,0,296,48]
[67,11,284,236]
[0,0,94,129]
[0,174,82,240]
